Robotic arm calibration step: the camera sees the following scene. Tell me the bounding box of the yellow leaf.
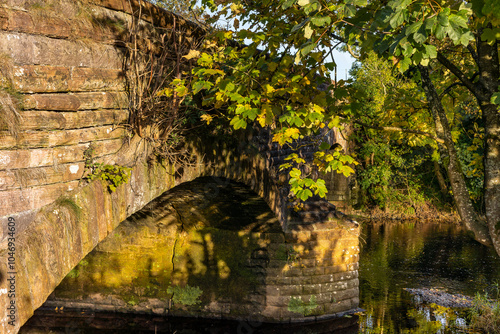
[257,104,274,127]
[285,128,300,139]
[304,23,313,39]
[201,114,213,125]
[264,84,275,94]
[183,50,200,60]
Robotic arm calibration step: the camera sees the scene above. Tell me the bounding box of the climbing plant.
[83,143,132,193]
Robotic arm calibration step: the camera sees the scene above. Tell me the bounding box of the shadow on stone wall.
[33,176,360,325]
[47,177,285,319]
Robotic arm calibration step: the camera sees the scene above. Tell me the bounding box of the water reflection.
[20,220,500,333]
[358,221,500,333]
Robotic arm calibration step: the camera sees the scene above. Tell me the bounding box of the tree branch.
[467,44,479,65]
[437,52,487,102]
[353,120,444,144]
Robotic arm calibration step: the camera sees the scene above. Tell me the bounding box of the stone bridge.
[0,0,360,332]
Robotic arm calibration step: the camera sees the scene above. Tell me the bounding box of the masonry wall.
[0,0,203,218]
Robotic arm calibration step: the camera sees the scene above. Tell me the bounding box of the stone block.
[266,285,281,297]
[302,283,322,295]
[0,126,126,149]
[311,274,335,284]
[332,288,358,303]
[281,267,302,277]
[323,264,348,274]
[0,162,85,191]
[266,295,291,307]
[301,267,324,276]
[23,92,127,111]
[0,181,79,216]
[2,109,129,131]
[0,138,122,169]
[265,275,291,285]
[261,305,282,320]
[323,298,353,315]
[0,32,123,69]
[320,281,348,293]
[0,8,8,30]
[290,276,312,285]
[278,284,302,296]
[298,258,317,268]
[11,65,125,93]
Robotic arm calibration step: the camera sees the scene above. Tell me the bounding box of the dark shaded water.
[21,221,500,333]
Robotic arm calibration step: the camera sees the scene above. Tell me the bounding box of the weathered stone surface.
[0,162,85,191]
[0,181,79,216]
[11,65,126,93]
[0,126,125,149]
[0,138,122,169]
[23,92,128,111]
[0,32,123,68]
[1,109,129,131]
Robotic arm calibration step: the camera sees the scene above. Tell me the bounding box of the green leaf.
[445,24,460,43]
[435,24,446,39]
[398,57,411,72]
[413,25,427,43]
[423,44,437,59]
[282,0,296,9]
[297,0,310,6]
[290,168,302,178]
[459,31,474,46]
[424,16,437,32]
[319,142,331,150]
[296,188,313,201]
[311,16,331,27]
[300,42,316,56]
[405,21,422,36]
[291,18,310,33]
[389,10,405,28]
[438,8,450,26]
[491,92,500,105]
[481,28,500,45]
[449,14,468,29]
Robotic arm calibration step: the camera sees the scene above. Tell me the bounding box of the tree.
[170,0,500,256]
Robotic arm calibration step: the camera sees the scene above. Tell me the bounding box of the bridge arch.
[0,0,359,332]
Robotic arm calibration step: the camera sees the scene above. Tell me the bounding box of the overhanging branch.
[354,120,444,144]
[437,52,487,102]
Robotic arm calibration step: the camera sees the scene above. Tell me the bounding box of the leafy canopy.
[166,0,500,201]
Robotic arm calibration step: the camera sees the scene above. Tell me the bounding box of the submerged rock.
[404,288,474,308]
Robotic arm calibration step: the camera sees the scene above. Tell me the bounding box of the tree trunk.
[476,36,500,256]
[433,160,448,197]
[419,65,492,247]
[482,102,500,255]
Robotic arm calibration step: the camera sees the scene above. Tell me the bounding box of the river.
[20,221,500,333]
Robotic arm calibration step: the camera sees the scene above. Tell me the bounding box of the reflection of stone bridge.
[0,0,359,332]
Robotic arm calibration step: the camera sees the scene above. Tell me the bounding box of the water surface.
[358,221,500,333]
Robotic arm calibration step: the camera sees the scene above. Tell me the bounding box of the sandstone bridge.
[0,1,360,333]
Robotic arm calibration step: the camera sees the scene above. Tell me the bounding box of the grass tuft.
[469,283,500,334]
